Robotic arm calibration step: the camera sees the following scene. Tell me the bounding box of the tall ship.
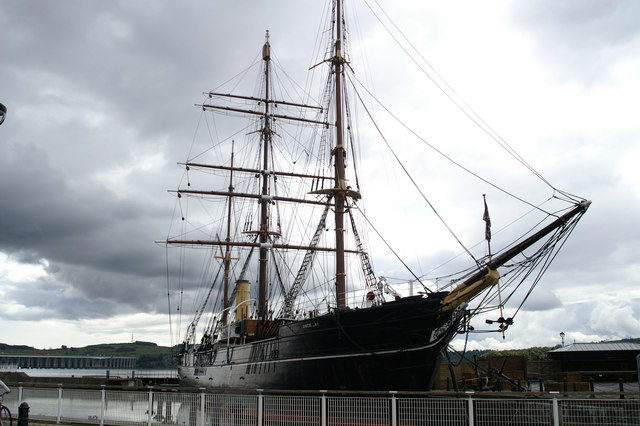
[164,0,590,391]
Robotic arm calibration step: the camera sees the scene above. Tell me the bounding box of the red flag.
[483,195,491,241]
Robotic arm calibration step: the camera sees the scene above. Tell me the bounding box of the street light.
[560,331,565,347]
[0,103,6,126]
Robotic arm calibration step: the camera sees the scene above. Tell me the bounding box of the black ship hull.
[179,293,464,391]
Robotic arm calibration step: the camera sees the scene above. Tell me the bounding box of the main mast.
[333,0,347,309]
[258,31,272,319]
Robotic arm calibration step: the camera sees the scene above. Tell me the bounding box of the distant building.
[548,342,640,382]
[0,354,136,369]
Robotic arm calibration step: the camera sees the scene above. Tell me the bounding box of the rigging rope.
[362,0,584,204]
[347,74,480,267]
[509,213,583,318]
[349,72,558,217]
[351,203,432,293]
[461,209,586,333]
[420,197,555,287]
[165,246,174,350]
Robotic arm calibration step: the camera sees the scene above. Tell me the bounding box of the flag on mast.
[483,194,491,242]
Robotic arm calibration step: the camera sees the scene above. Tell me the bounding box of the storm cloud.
[0,0,638,349]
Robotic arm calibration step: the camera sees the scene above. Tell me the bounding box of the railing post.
[389,391,397,426]
[100,385,106,426]
[467,394,474,426]
[147,386,153,426]
[320,390,327,426]
[200,388,206,426]
[56,384,62,424]
[552,396,560,426]
[618,378,625,399]
[18,401,29,426]
[257,389,264,426]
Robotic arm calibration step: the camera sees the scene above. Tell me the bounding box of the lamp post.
[0,103,6,126]
[560,331,565,347]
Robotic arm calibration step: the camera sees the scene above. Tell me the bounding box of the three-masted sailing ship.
[165,0,589,391]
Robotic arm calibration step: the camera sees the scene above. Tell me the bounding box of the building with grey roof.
[549,342,640,382]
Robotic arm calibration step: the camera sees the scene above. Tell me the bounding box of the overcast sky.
[1,0,639,351]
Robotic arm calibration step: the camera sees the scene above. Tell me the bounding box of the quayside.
[163,0,590,391]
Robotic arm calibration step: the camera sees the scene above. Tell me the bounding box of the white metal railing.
[398,397,467,425]
[2,386,639,425]
[474,398,554,426]
[327,395,389,425]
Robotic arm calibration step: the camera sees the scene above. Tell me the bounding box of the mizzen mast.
[220,141,235,325]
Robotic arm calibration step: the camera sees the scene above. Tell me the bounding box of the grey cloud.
[509,0,640,84]
[0,278,118,321]
[0,1,637,348]
[519,287,562,312]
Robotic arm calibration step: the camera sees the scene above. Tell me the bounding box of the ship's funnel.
[234,280,251,321]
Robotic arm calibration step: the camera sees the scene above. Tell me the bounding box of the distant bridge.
[0,354,136,369]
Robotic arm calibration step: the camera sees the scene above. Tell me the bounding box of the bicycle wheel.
[0,405,11,426]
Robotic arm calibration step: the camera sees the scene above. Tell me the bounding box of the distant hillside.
[616,337,640,344]
[478,338,640,361]
[479,346,560,361]
[0,341,177,369]
[0,343,35,352]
